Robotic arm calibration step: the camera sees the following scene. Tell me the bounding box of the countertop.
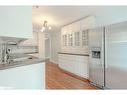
[58,52,89,56]
[9,53,30,59]
[0,56,44,70]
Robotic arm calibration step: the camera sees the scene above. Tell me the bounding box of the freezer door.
[105,21,127,89]
[89,27,105,88]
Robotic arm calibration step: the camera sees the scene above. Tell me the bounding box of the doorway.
[45,37,51,61]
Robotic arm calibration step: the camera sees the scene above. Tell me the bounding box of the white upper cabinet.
[73,21,80,32]
[61,26,66,35]
[61,26,68,47]
[0,6,32,38]
[82,30,88,47]
[67,24,73,46]
[61,16,95,54]
[80,16,95,30]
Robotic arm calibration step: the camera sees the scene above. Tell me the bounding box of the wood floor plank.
[46,62,98,89]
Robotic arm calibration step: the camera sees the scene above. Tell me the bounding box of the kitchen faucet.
[1,44,10,63]
[1,41,17,64]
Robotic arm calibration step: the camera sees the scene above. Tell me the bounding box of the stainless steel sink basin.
[11,56,32,62]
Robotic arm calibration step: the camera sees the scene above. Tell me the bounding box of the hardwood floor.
[46,62,98,89]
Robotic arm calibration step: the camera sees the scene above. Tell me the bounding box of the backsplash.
[0,45,38,54]
[0,36,39,64]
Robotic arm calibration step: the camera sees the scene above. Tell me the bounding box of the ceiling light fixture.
[40,20,52,32]
[33,6,39,8]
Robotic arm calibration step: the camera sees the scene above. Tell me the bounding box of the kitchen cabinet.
[73,21,80,32]
[62,34,67,47]
[74,32,80,46]
[61,16,95,54]
[68,33,73,46]
[0,62,45,89]
[58,53,89,79]
[80,16,95,30]
[61,27,67,47]
[0,6,32,38]
[82,30,88,47]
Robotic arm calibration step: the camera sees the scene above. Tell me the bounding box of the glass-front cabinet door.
[82,30,88,47]
[68,33,73,46]
[74,32,80,46]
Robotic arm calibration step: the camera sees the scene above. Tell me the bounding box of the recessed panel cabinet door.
[0,6,32,38]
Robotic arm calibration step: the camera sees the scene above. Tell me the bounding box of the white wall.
[50,29,61,64]
[94,7,127,27]
[38,32,45,59]
[45,39,50,59]
[45,32,51,59]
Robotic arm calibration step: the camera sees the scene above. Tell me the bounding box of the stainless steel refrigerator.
[105,21,127,89]
[89,27,105,88]
[89,21,127,89]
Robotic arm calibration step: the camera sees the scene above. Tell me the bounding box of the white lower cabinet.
[58,54,89,79]
[0,63,45,89]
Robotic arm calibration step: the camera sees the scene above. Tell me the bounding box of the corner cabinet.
[0,6,33,38]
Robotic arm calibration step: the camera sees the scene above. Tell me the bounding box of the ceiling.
[32,6,127,32]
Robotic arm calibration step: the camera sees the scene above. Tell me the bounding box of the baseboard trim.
[58,65,90,83]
